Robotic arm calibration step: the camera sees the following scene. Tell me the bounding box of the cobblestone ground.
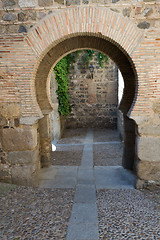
[0,186,74,240]
[97,188,160,240]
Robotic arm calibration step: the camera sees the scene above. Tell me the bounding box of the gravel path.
[51,145,83,166]
[93,129,121,142]
[57,128,86,145]
[97,189,160,239]
[93,143,123,166]
[0,186,75,240]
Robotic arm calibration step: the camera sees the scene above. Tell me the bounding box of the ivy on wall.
[53,50,109,117]
[53,56,71,117]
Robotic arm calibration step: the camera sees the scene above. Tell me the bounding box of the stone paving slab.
[94,166,137,189]
[81,144,93,167]
[39,166,78,188]
[74,184,96,203]
[70,203,98,224]
[39,177,77,189]
[40,166,78,179]
[66,223,99,240]
[77,168,95,185]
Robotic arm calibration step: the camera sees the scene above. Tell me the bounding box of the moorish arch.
[0,6,159,187]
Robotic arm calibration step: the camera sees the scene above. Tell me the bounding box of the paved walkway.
[39,128,136,240]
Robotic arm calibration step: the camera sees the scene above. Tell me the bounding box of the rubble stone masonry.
[66,51,118,128]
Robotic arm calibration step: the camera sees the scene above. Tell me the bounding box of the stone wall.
[66,51,118,128]
[0,0,159,35]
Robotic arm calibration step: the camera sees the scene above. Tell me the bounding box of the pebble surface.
[93,143,123,166]
[51,145,83,166]
[0,187,75,239]
[97,189,160,240]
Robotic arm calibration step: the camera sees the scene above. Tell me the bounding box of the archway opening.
[36,34,137,173]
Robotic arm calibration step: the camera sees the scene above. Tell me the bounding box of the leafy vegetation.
[97,52,109,68]
[53,50,109,116]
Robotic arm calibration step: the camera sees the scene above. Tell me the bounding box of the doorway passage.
[39,128,136,239]
[39,128,136,189]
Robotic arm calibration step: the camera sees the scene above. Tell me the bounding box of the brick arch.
[24,6,144,118]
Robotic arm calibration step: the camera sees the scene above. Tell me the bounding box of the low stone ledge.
[137,136,160,162]
[137,161,160,182]
[7,148,39,165]
[11,163,39,187]
[1,125,38,152]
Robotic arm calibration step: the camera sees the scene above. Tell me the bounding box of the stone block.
[137,136,160,162]
[135,7,142,15]
[0,114,7,127]
[137,21,150,29]
[137,161,160,181]
[18,0,37,8]
[39,115,51,138]
[0,165,11,183]
[11,164,39,186]
[138,123,160,136]
[1,125,38,152]
[40,138,52,153]
[54,0,64,4]
[18,25,27,33]
[18,12,28,22]
[7,148,39,165]
[0,103,20,118]
[143,8,153,17]
[3,0,16,7]
[41,153,51,168]
[66,0,80,6]
[38,0,53,7]
[29,12,37,21]
[82,0,89,3]
[123,7,131,17]
[2,13,16,21]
